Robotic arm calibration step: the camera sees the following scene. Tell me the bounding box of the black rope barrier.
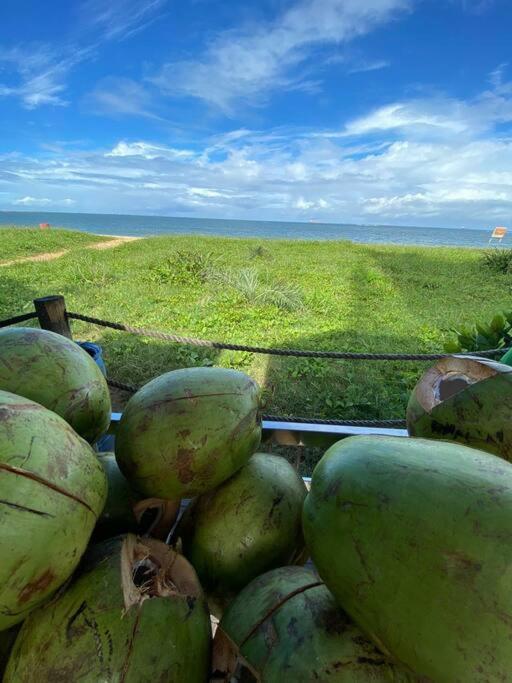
[68,311,509,361]
[2,305,502,430]
[106,379,406,428]
[0,312,38,328]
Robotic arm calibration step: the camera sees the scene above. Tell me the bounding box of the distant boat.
[309,219,321,224]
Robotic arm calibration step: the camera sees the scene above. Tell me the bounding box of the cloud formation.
[0,0,167,109]
[0,44,81,108]
[152,0,409,112]
[3,75,512,228]
[78,0,167,41]
[13,196,75,207]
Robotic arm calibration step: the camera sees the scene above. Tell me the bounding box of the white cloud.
[188,188,225,198]
[88,78,159,119]
[13,196,75,206]
[78,0,167,41]
[106,141,195,160]
[295,196,329,210]
[152,0,410,112]
[0,45,78,108]
[345,102,474,136]
[342,80,512,138]
[348,59,390,74]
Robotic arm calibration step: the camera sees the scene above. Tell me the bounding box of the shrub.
[482,249,512,274]
[248,245,272,260]
[444,312,512,353]
[210,267,304,311]
[148,250,215,285]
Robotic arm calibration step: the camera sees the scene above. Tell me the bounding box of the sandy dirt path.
[0,236,141,267]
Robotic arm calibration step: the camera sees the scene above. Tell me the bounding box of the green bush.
[248,245,272,260]
[148,250,215,285]
[444,312,512,353]
[482,249,512,274]
[210,267,304,311]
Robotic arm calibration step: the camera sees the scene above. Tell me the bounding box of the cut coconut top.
[133,498,181,541]
[414,356,502,412]
[121,534,202,611]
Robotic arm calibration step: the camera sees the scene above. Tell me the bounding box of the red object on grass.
[39,223,50,230]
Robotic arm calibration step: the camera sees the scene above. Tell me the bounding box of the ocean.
[0,210,503,248]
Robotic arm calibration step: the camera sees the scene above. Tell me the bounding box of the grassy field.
[1,226,509,424]
[1,227,107,261]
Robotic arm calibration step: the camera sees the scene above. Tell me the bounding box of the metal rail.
[109,412,408,446]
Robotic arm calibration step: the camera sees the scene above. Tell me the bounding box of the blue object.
[77,341,113,450]
[96,433,116,452]
[77,341,107,376]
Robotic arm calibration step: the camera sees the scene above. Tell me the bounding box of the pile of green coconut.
[1,326,512,682]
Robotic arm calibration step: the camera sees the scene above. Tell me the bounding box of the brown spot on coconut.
[407,356,512,461]
[115,367,261,499]
[4,535,211,682]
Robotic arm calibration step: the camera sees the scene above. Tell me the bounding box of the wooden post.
[34,295,73,339]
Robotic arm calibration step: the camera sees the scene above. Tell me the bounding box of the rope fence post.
[34,295,73,339]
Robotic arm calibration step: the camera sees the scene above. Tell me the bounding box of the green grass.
[0,227,107,261]
[1,228,509,424]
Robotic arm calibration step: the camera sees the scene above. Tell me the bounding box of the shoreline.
[0,213,499,249]
[88,229,485,251]
[0,224,489,250]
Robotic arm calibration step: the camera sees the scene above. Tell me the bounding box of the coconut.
[96,453,180,541]
[303,435,512,681]
[212,566,417,682]
[176,453,307,613]
[4,535,211,682]
[0,390,107,630]
[407,355,512,460]
[0,327,111,442]
[115,367,261,499]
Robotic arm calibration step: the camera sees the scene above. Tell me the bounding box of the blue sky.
[1,0,512,227]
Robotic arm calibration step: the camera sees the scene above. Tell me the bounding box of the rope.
[107,378,138,393]
[262,415,406,428]
[69,312,508,361]
[106,379,406,428]
[0,312,38,328]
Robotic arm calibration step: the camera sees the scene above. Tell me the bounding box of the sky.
[1,0,512,228]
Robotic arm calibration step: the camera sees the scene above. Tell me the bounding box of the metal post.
[33,295,73,339]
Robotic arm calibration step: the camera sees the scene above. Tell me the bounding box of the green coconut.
[0,390,107,630]
[115,367,261,499]
[0,327,111,442]
[96,453,180,541]
[303,435,512,682]
[407,355,512,460]
[176,453,307,612]
[213,566,417,682]
[4,535,211,682]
